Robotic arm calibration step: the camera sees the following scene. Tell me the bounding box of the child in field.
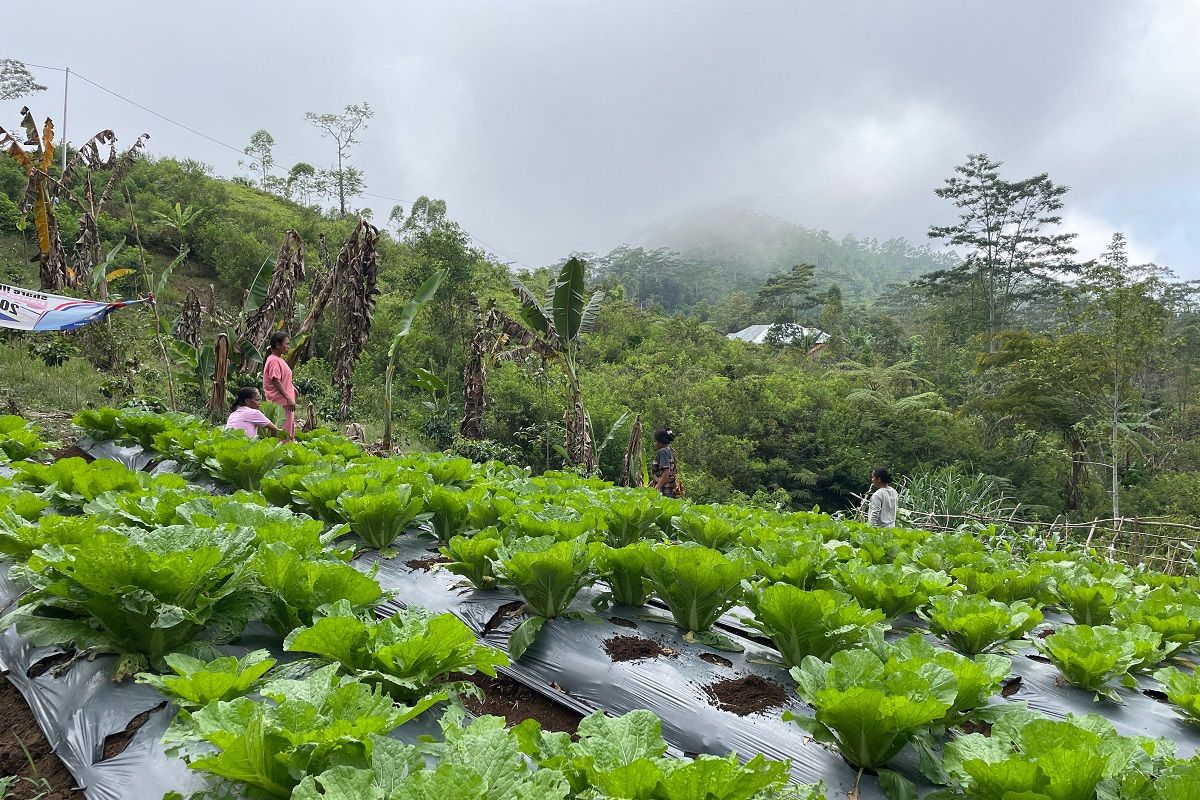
[225,387,282,439]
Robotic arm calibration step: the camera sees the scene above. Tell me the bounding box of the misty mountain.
[590,204,959,312]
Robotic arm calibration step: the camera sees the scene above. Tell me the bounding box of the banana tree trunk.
[460,295,487,441]
[564,383,595,473]
[619,415,644,487]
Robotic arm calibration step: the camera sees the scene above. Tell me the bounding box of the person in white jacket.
[867,467,898,527]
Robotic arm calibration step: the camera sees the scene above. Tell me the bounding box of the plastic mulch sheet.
[360,535,1200,799]
[75,439,155,472]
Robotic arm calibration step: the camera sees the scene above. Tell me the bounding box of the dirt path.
[0,676,79,799]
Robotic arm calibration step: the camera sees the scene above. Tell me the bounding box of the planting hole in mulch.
[0,676,79,799]
[483,601,528,634]
[699,653,733,668]
[703,674,789,716]
[458,672,583,734]
[603,635,673,663]
[48,445,92,463]
[1001,676,1022,698]
[609,617,638,629]
[1027,654,1053,664]
[1143,688,1169,703]
[101,702,166,760]
[405,555,449,572]
[26,652,74,680]
[1034,627,1056,639]
[959,720,993,737]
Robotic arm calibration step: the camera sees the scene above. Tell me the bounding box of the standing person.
[651,428,679,497]
[225,387,282,439]
[262,331,297,439]
[867,467,898,527]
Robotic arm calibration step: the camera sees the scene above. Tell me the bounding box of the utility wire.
[17,60,541,270]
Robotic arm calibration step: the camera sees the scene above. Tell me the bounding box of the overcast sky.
[6,1,1198,276]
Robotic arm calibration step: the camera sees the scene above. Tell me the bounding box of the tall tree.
[1074,233,1173,519]
[925,154,1077,352]
[0,60,46,102]
[754,263,818,323]
[239,129,277,190]
[284,162,323,205]
[304,103,373,216]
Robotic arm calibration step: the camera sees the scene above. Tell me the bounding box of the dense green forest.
[1,116,1198,526]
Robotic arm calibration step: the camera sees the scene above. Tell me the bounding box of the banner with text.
[0,285,148,332]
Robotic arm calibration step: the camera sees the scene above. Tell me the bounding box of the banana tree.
[511,257,605,471]
[382,269,446,451]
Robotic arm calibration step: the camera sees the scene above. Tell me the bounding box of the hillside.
[636,204,957,305]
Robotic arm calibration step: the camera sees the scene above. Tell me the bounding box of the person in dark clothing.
[651,428,679,497]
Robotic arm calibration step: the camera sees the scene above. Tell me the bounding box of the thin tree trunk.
[1111,379,1120,520]
[125,189,177,411]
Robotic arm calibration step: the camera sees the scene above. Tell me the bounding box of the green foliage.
[645,544,749,634]
[833,561,952,618]
[184,665,442,798]
[439,529,502,589]
[942,710,1168,800]
[788,648,956,769]
[920,594,1043,655]
[7,524,262,678]
[337,483,426,557]
[1034,624,1139,701]
[1154,667,1200,727]
[745,583,886,666]
[0,415,48,461]
[136,650,276,709]
[596,541,660,608]
[284,600,507,702]
[252,542,383,635]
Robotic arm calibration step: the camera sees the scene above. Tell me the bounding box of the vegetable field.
[0,409,1197,799]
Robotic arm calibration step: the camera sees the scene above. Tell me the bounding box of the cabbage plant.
[338,484,427,557]
[499,536,600,659]
[920,593,1043,655]
[1034,624,1138,701]
[439,529,503,589]
[595,541,659,607]
[744,583,885,666]
[645,543,749,641]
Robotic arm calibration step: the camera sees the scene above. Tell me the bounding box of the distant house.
[726,323,829,354]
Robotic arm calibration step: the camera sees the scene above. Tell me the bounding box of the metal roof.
[726,323,829,345]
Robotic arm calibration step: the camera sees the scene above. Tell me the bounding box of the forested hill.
[586,205,958,314]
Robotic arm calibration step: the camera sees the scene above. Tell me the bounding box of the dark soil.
[703,674,790,716]
[483,601,527,634]
[26,651,74,680]
[699,653,733,668]
[405,555,449,572]
[603,635,673,663]
[47,445,92,463]
[459,673,583,734]
[1001,676,1022,698]
[101,702,165,760]
[0,676,79,799]
[1144,688,1170,703]
[959,719,993,737]
[1034,627,1056,639]
[609,617,638,629]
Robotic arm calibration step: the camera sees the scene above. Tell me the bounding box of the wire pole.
[60,67,69,173]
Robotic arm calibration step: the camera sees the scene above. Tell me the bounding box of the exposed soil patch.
[458,672,583,734]
[603,635,673,663]
[1001,676,1022,698]
[101,701,166,760]
[0,675,79,799]
[26,651,74,680]
[704,674,790,716]
[47,445,92,464]
[405,555,449,572]
[1034,627,1056,639]
[483,601,527,634]
[609,617,638,629]
[699,653,733,668]
[1144,688,1170,703]
[959,719,993,737]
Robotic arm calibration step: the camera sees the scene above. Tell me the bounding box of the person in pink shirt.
[262,331,297,438]
[224,387,281,439]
